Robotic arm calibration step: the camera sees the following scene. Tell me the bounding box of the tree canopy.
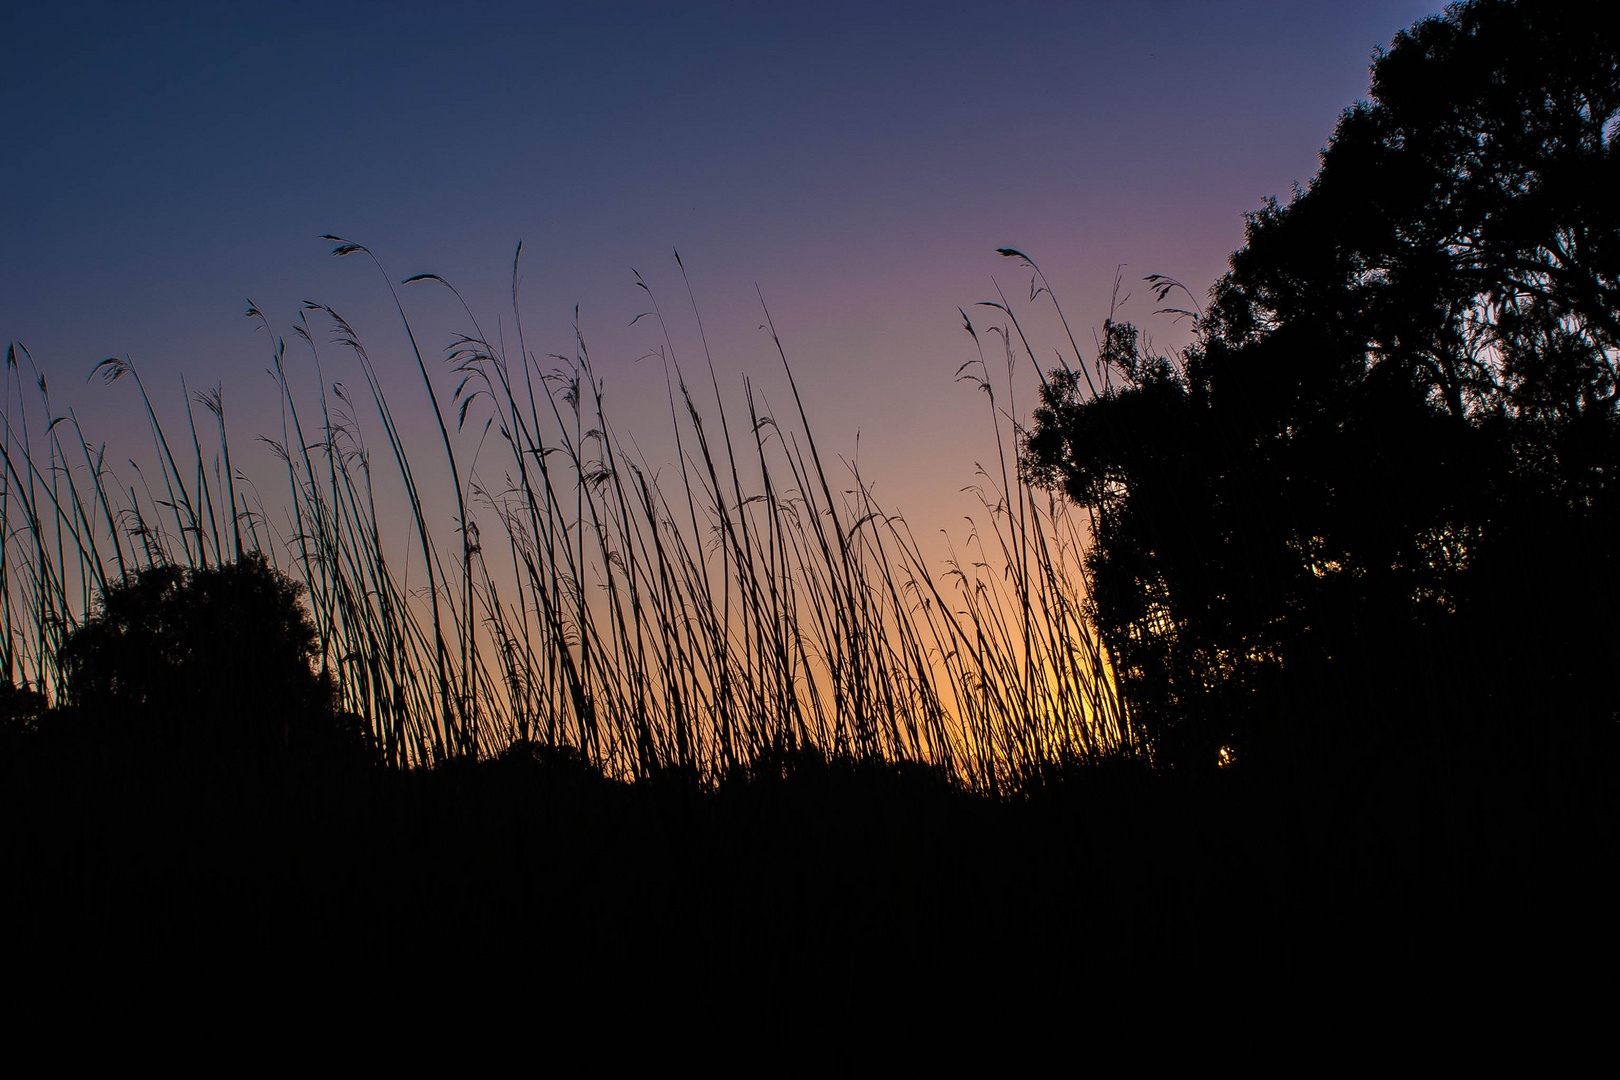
[1024,0,1619,770]
[56,553,371,769]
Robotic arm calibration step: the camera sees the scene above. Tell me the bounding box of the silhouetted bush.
[55,553,374,772]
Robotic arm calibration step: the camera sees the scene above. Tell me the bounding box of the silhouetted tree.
[1025,0,1618,769]
[57,553,373,771]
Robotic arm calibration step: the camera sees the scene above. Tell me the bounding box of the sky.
[2,0,1442,564]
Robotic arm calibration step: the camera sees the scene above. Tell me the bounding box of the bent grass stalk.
[1,249,1128,791]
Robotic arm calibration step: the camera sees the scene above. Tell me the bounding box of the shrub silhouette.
[57,553,372,771]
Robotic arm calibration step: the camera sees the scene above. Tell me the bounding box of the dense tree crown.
[1025,0,1618,768]
[56,553,370,767]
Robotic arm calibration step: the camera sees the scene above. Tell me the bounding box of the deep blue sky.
[2,0,1440,551]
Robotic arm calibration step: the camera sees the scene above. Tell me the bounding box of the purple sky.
[2,0,1440,560]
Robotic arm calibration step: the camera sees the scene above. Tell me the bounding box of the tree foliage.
[1025,0,1619,769]
[56,553,372,768]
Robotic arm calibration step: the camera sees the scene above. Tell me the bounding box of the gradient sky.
[2,0,1441,561]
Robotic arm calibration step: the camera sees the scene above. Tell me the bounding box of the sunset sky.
[2,0,1439,559]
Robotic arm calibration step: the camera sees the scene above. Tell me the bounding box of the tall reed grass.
[1,243,1127,792]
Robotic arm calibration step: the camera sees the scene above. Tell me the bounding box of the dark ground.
[6,698,1600,1015]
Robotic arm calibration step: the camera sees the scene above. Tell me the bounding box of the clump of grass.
[1,243,1127,792]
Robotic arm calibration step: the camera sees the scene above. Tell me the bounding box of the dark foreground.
[5,702,1607,1012]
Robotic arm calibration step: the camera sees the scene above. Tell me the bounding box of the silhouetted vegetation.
[2,0,1612,998]
[1026,0,1617,776]
[56,554,373,770]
